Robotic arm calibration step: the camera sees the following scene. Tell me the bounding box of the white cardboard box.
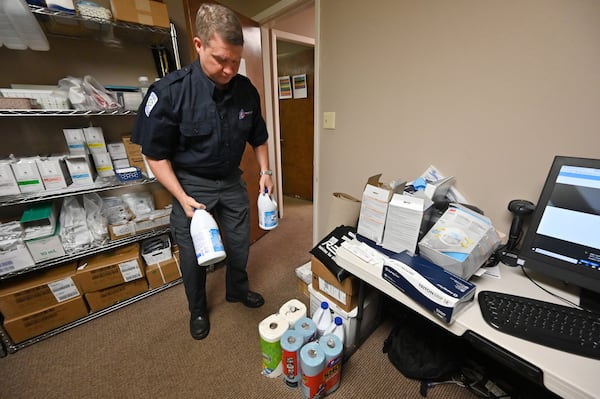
[357,174,405,244]
[0,241,35,276]
[0,161,20,196]
[65,155,96,186]
[107,142,127,160]
[25,223,66,263]
[382,193,432,254]
[36,156,72,190]
[91,151,115,177]
[83,126,107,154]
[63,128,87,155]
[11,157,44,193]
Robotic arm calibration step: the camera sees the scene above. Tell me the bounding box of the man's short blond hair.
[195,3,243,46]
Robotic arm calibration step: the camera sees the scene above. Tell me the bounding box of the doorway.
[276,40,314,200]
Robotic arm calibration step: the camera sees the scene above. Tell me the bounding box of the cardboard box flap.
[365,174,406,194]
[310,225,357,283]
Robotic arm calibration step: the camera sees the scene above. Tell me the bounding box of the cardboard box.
[83,126,107,154]
[11,157,44,193]
[3,296,88,344]
[145,255,181,289]
[24,223,66,263]
[295,262,311,299]
[107,142,127,160]
[0,241,35,277]
[74,243,144,293]
[0,160,20,196]
[381,251,476,323]
[121,135,148,174]
[110,0,170,28]
[308,283,380,359]
[65,155,96,186]
[63,128,87,155]
[91,151,115,177]
[418,204,501,279]
[84,278,148,312]
[357,174,405,244]
[381,193,432,254]
[311,256,359,313]
[0,262,79,318]
[35,156,72,190]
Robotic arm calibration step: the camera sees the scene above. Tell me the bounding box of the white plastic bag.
[83,193,108,243]
[59,196,94,253]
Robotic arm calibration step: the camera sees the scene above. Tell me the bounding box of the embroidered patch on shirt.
[239,109,253,120]
[145,92,158,117]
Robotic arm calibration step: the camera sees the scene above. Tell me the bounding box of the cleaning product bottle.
[258,189,278,230]
[190,208,226,267]
[331,316,345,345]
[138,75,149,99]
[312,301,332,337]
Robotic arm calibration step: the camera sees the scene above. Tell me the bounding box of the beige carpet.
[0,197,477,399]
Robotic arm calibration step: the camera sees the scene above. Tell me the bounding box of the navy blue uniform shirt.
[131,59,268,179]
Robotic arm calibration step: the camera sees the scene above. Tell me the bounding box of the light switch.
[323,112,336,129]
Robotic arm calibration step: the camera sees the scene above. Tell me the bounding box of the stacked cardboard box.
[74,243,148,312]
[0,263,89,343]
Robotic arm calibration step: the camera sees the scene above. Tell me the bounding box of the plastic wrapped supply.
[83,193,108,243]
[55,76,121,111]
[59,196,94,253]
[121,191,154,217]
[101,196,132,225]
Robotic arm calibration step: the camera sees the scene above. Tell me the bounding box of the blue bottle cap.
[321,301,328,310]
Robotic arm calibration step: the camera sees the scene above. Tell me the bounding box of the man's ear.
[193,37,203,53]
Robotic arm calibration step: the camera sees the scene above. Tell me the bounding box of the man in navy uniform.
[132,3,273,340]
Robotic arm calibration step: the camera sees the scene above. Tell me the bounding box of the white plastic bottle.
[138,75,149,99]
[190,208,226,267]
[258,190,278,230]
[330,316,344,345]
[312,301,332,337]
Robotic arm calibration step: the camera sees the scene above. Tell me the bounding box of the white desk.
[336,245,600,399]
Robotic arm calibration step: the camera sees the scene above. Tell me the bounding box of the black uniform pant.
[171,169,251,318]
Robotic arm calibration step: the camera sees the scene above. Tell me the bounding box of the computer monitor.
[518,155,600,312]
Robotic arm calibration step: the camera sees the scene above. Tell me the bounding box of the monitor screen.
[518,155,600,307]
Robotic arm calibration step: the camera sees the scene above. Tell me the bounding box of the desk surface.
[336,245,600,399]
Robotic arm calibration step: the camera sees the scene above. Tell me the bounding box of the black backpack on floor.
[383,312,465,397]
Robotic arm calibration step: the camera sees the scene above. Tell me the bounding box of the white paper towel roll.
[278,299,307,328]
[258,313,289,378]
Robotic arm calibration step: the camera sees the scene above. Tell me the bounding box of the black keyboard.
[478,290,600,360]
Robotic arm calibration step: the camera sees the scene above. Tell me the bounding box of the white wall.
[315,0,600,241]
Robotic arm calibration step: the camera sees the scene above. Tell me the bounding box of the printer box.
[74,243,144,293]
[357,174,405,244]
[3,296,88,344]
[418,204,501,279]
[381,251,476,323]
[84,278,148,312]
[0,262,79,319]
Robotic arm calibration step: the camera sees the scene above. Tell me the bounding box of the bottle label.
[261,210,278,228]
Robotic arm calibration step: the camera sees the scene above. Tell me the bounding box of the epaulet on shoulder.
[154,66,192,89]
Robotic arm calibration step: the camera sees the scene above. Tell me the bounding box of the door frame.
[264,29,314,218]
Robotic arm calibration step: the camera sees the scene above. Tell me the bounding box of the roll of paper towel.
[258,313,289,378]
[279,298,307,328]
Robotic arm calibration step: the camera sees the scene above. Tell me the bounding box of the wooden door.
[183,0,267,243]
[278,46,314,200]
